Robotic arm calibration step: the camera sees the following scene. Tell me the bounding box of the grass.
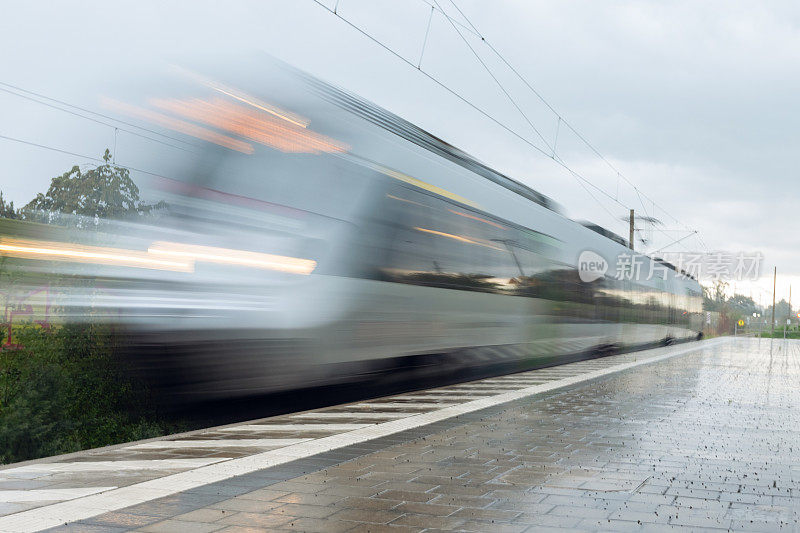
[744,329,800,339]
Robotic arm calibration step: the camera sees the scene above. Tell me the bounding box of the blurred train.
[1,59,704,401]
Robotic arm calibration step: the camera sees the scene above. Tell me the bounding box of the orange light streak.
[173,67,309,127]
[208,85,309,128]
[448,209,505,229]
[386,194,429,208]
[413,227,504,251]
[101,98,254,154]
[148,97,348,154]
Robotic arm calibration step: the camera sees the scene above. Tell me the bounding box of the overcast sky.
[2,0,798,304]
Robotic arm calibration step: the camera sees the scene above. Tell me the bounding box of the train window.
[376,186,522,293]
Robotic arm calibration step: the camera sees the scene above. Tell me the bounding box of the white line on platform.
[354,402,455,409]
[218,423,374,433]
[292,412,410,419]
[0,488,116,503]
[128,439,312,449]
[0,459,228,478]
[481,376,550,381]
[403,390,496,396]
[391,394,488,401]
[0,338,726,532]
[479,380,549,385]
[446,385,525,391]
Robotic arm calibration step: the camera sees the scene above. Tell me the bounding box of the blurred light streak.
[208,85,308,128]
[173,67,310,127]
[0,238,194,272]
[448,209,504,229]
[148,242,316,275]
[149,97,348,154]
[374,165,480,209]
[101,97,254,154]
[386,194,430,209]
[413,227,504,251]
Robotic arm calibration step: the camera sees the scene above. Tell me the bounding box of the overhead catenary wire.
[309,0,638,221]
[422,0,705,251]
[0,82,199,154]
[0,132,186,187]
[430,0,554,154]
[431,0,652,234]
[418,5,435,69]
[423,0,704,246]
[443,0,658,224]
[0,133,110,165]
[310,0,665,237]
[443,0,706,244]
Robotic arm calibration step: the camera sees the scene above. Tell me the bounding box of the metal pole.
[771,267,777,330]
[629,209,634,250]
[758,318,762,348]
[769,267,776,354]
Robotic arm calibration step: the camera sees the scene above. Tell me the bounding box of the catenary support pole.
[629,209,634,250]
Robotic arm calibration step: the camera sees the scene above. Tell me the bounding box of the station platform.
[1,336,798,532]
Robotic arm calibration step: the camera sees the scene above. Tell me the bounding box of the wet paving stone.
[40,338,800,531]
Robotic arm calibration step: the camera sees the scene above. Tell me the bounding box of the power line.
[436,0,655,236]
[0,133,106,164]
[0,81,199,154]
[418,0,480,38]
[430,0,554,153]
[432,0,705,247]
[439,0,706,248]
[436,0,706,251]
[0,132,179,185]
[309,0,636,218]
[443,0,655,222]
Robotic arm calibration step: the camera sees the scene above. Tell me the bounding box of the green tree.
[702,279,729,312]
[0,191,18,219]
[728,293,758,316]
[22,149,162,224]
[764,299,792,324]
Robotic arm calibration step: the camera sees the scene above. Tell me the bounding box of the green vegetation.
[749,328,800,339]
[0,192,18,220]
[0,150,183,464]
[703,280,789,336]
[21,149,163,225]
[0,324,184,464]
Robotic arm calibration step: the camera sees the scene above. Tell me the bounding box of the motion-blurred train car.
[1,59,703,401]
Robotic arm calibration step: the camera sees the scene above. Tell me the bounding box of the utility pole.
[770,266,777,358]
[772,267,778,328]
[771,267,777,330]
[629,209,634,250]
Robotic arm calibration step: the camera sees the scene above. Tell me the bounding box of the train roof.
[576,221,629,248]
[301,72,698,286]
[297,71,563,215]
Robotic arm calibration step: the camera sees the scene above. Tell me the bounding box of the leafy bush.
[0,324,185,464]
